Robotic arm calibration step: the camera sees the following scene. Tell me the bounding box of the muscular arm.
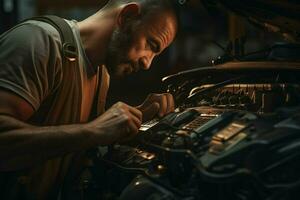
[0,90,99,171]
[0,90,142,172]
[0,24,101,171]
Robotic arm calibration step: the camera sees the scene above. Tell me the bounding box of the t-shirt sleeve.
[0,23,63,111]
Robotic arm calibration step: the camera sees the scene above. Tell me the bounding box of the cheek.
[127,47,137,60]
[127,40,147,60]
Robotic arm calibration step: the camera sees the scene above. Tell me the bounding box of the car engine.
[64,1,300,200]
[68,59,300,200]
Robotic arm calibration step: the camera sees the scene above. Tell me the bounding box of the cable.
[185,76,246,104]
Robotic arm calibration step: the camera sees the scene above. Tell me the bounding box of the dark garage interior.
[1,0,300,199]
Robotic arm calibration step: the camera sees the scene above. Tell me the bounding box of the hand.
[136,93,175,122]
[87,102,142,145]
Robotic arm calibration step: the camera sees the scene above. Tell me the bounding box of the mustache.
[129,61,141,72]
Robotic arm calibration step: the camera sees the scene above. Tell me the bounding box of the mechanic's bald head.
[79,0,178,77]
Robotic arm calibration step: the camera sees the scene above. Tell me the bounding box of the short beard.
[105,24,134,78]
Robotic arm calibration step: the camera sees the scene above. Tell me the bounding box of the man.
[0,0,178,199]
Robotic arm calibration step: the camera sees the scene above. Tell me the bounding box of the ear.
[117,3,141,28]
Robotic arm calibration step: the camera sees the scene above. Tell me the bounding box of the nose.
[139,51,155,70]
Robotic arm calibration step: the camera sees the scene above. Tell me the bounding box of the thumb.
[142,102,160,122]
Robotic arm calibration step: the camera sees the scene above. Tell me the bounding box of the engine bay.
[72,61,300,200]
[67,1,300,199]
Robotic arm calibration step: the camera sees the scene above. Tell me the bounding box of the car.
[65,1,300,199]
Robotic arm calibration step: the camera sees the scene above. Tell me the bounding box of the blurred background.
[0,0,284,107]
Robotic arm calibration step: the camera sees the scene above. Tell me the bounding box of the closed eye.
[148,39,161,53]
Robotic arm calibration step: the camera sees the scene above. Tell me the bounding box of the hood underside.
[200,0,300,43]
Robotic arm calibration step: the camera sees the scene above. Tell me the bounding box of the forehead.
[139,11,178,49]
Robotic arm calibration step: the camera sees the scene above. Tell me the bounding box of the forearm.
[0,115,99,171]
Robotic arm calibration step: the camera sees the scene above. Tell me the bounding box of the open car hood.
[201,0,300,43]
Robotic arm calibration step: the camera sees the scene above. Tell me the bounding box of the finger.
[113,112,139,141]
[141,102,160,122]
[126,117,140,137]
[118,119,139,143]
[118,122,138,144]
[114,102,142,121]
[158,94,167,117]
[127,106,143,121]
[138,93,154,111]
[165,93,175,113]
[144,93,154,107]
[128,111,142,130]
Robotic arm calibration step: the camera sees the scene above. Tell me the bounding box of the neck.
[77,10,117,68]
